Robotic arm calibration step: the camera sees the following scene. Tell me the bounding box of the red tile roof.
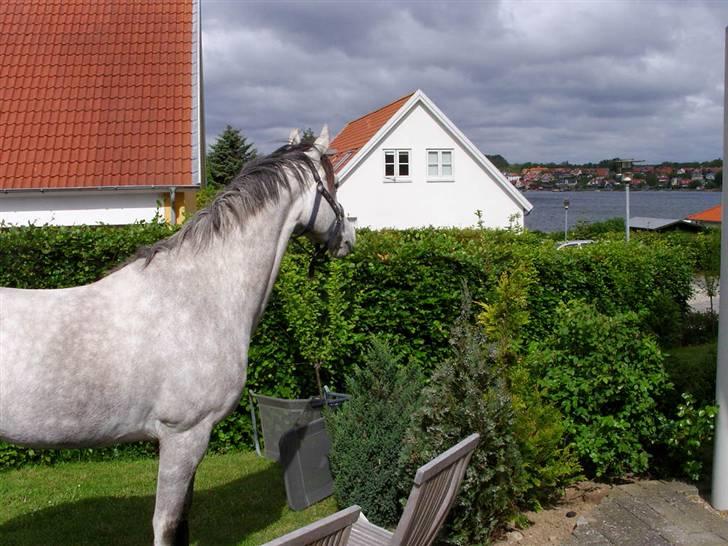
[687,204,721,224]
[329,93,414,173]
[0,0,197,190]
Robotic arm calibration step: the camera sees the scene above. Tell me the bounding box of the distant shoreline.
[522,188,721,193]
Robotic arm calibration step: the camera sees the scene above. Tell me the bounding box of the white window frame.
[383,149,411,182]
[426,149,454,182]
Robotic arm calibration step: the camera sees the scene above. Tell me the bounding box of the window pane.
[428,151,438,164]
[385,151,395,177]
[442,151,452,165]
[442,164,452,176]
[428,165,438,176]
[398,151,409,177]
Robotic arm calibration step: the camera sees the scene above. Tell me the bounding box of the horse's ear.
[311,125,329,159]
[288,128,302,145]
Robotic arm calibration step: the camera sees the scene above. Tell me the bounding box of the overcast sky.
[202,0,727,164]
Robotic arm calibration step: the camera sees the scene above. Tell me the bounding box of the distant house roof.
[329,93,413,173]
[630,217,702,232]
[0,0,202,191]
[687,204,721,224]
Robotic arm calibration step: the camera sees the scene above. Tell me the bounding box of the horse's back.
[0,280,162,446]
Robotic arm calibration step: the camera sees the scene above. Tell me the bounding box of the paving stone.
[640,491,717,535]
[682,531,728,546]
[562,524,612,545]
[564,480,728,546]
[656,525,695,545]
[592,499,672,546]
[661,480,699,495]
[613,492,667,530]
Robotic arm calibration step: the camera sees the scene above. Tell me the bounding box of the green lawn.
[0,451,337,546]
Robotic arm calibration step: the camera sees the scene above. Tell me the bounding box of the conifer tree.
[300,127,316,145]
[206,125,257,187]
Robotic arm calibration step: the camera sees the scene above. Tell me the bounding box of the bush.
[0,223,698,470]
[660,393,718,481]
[404,300,522,545]
[644,290,683,348]
[663,342,717,409]
[326,338,425,527]
[682,311,719,346]
[0,221,175,288]
[478,266,581,508]
[570,217,625,239]
[526,300,670,478]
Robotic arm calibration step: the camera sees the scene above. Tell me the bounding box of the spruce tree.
[207,125,257,187]
[300,127,316,145]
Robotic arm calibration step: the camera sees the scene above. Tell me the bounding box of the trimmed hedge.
[0,223,697,469]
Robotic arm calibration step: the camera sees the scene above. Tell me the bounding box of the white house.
[330,90,532,229]
[0,0,203,226]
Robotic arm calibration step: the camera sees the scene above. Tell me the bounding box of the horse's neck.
[203,199,299,332]
[136,192,300,347]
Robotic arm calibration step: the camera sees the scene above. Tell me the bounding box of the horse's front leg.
[153,424,212,546]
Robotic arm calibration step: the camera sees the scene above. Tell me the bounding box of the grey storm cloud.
[202,0,727,163]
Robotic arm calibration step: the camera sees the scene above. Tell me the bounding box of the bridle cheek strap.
[294,172,346,277]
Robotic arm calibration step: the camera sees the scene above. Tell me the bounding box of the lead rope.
[308,244,328,277]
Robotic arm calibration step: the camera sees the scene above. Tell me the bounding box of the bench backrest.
[264,505,361,546]
[389,433,480,546]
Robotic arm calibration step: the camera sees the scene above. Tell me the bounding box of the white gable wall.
[0,191,163,226]
[337,102,526,229]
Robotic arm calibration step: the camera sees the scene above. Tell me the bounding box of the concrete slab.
[563,481,728,546]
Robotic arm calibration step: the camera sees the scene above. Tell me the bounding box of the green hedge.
[0,223,697,469]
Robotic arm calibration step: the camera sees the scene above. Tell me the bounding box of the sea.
[523,190,721,233]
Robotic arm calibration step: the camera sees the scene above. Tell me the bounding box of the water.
[523,190,721,232]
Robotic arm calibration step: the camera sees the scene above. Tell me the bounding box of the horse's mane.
[122,142,335,268]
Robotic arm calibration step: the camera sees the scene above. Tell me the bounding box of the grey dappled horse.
[0,128,355,546]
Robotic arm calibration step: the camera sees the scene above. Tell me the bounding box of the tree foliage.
[326,338,424,527]
[207,125,257,187]
[404,298,522,545]
[300,127,316,145]
[526,301,670,477]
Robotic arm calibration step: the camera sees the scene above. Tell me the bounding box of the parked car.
[557,239,595,250]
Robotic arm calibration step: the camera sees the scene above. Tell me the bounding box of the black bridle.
[294,161,346,276]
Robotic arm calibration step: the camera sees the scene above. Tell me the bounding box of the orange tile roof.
[687,204,721,223]
[0,0,197,190]
[329,93,414,173]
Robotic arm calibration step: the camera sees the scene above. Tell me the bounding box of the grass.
[0,451,337,546]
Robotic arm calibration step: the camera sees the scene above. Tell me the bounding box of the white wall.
[0,191,164,226]
[337,103,525,229]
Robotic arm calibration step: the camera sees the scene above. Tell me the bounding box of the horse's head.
[292,126,356,258]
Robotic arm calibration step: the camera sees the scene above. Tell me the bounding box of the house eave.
[0,185,200,195]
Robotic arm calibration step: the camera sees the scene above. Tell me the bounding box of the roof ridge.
[343,91,415,126]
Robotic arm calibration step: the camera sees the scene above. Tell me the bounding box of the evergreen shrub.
[325,338,424,527]
[478,266,581,508]
[403,301,522,545]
